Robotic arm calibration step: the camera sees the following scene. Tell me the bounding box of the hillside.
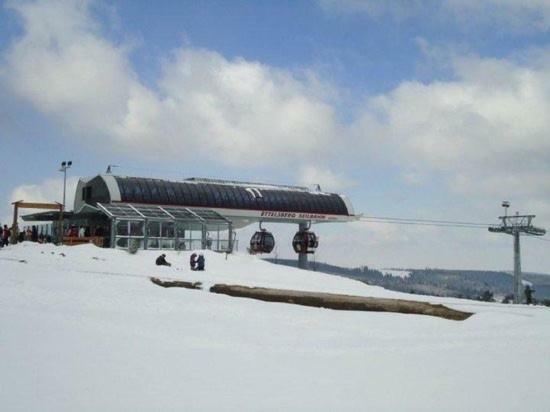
[268,259,550,301]
[1,243,550,411]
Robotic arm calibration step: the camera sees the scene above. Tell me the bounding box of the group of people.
[66,225,90,238]
[21,225,53,243]
[0,224,53,247]
[155,252,205,271]
[190,253,205,271]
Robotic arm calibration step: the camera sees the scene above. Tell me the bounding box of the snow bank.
[1,243,550,411]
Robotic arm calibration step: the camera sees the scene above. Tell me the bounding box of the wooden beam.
[11,201,62,210]
[209,284,474,321]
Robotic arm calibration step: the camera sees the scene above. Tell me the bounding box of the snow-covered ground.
[1,243,549,411]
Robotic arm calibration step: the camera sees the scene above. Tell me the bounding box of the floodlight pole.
[59,160,72,244]
[489,203,546,304]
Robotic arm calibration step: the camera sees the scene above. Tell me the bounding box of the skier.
[196,254,205,271]
[190,253,197,271]
[155,254,171,267]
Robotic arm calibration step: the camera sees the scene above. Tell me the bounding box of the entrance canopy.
[96,203,230,226]
[97,202,234,251]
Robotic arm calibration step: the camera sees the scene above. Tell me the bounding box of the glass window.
[269,191,281,210]
[309,195,321,213]
[176,222,186,238]
[324,196,337,214]
[129,221,144,236]
[173,184,185,205]
[161,239,175,249]
[150,184,159,201]
[148,221,160,237]
[156,181,169,204]
[161,222,175,238]
[186,184,199,205]
[128,238,144,249]
[116,237,129,249]
[213,186,223,207]
[119,181,130,200]
[219,186,230,206]
[226,187,239,208]
[195,184,207,205]
[207,187,217,206]
[286,192,298,212]
[147,238,160,249]
[296,193,307,212]
[176,239,187,250]
[116,220,129,236]
[279,192,291,211]
[166,183,177,204]
[82,186,92,201]
[140,180,151,202]
[234,188,247,208]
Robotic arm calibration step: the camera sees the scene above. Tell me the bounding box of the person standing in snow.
[156,253,171,267]
[196,254,205,271]
[190,253,197,270]
[2,225,10,247]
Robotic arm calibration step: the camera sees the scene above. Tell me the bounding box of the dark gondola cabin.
[292,230,319,254]
[249,229,275,254]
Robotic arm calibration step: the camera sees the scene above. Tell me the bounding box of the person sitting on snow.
[196,254,205,271]
[190,253,197,271]
[155,253,171,267]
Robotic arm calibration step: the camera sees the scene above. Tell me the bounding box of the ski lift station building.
[23,174,357,267]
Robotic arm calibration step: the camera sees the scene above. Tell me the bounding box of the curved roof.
[107,176,352,216]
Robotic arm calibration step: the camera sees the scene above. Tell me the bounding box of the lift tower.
[489,202,546,303]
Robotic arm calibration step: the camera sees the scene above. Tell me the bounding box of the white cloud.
[320,0,550,31]
[3,0,338,167]
[445,0,550,31]
[358,52,550,201]
[1,177,80,225]
[297,165,355,192]
[9,177,79,209]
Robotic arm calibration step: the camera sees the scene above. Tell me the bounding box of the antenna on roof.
[106,165,119,174]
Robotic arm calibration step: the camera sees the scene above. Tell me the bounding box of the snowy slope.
[1,243,550,411]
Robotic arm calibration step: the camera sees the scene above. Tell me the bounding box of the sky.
[1,0,549,272]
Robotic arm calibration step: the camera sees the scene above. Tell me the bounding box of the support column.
[201,224,207,249]
[58,204,64,245]
[110,218,116,248]
[298,222,308,270]
[513,231,522,304]
[227,223,234,253]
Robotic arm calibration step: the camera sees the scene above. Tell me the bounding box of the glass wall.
[113,218,233,251]
[115,219,144,249]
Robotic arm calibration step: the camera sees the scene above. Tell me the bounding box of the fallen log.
[150,277,202,290]
[209,284,473,321]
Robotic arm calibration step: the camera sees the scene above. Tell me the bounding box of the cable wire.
[358,215,493,229]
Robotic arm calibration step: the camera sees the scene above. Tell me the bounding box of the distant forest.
[266,259,550,303]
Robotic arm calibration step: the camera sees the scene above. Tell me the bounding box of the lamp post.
[59,161,72,244]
